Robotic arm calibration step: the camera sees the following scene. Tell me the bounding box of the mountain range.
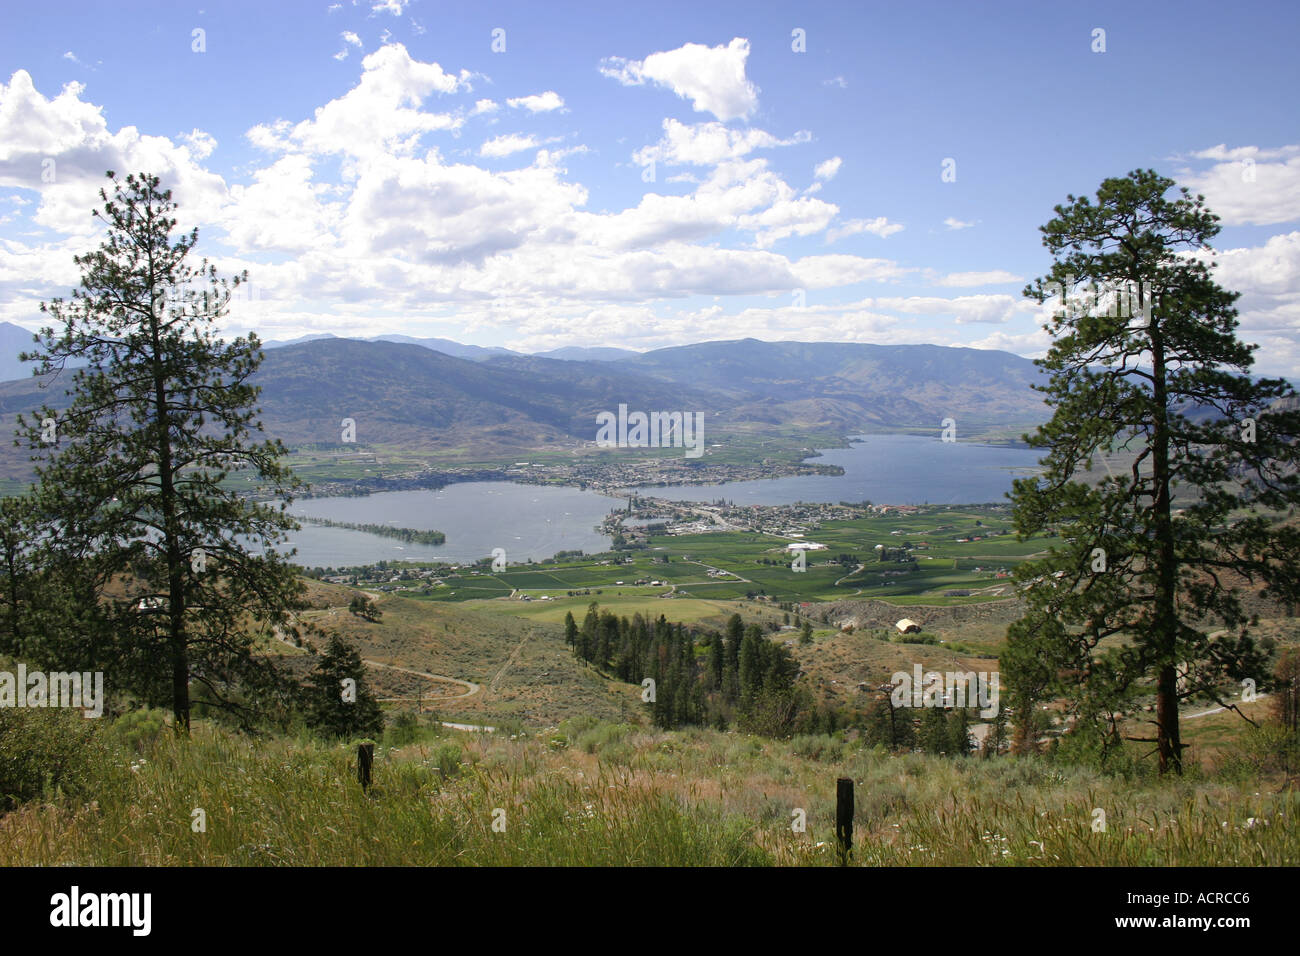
[255,332,638,364]
[0,322,641,378]
[0,321,42,382]
[0,331,1051,476]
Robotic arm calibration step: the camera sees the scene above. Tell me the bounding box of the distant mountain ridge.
[2,327,1295,485]
[232,337,1056,445]
[0,324,583,373]
[535,346,639,362]
[246,338,718,448]
[0,326,1052,433]
[0,322,41,382]
[0,336,1054,472]
[251,333,635,363]
[256,332,516,361]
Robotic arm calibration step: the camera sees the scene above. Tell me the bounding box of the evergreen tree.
[597,610,619,669]
[919,707,950,755]
[17,171,307,730]
[629,613,649,681]
[707,631,724,689]
[0,496,40,658]
[305,635,383,739]
[948,708,973,756]
[1007,169,1300,774]
[861,685,917,752]
[738,625,764,704]
[724,613,744,673]
[1273,647,1300,737]
[982,707,1010,758]
[348,594,381,621]
[578,601,598,663]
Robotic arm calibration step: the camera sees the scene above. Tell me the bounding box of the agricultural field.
[374,506,1045,616]
[274,424,853,493]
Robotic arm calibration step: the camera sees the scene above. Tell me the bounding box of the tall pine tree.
[1007,169,1300,774]
[18,171,308,731]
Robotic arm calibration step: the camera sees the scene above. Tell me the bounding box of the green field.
[375,505,1044,610]
[275,425,853,489]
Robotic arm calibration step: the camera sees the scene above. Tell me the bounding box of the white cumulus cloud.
[507,91,564,113]
[0,57,938,360]
[827,217,904,242]
[633,119,808,167]
[480,134,539,158]
[249,44,469,158]
[934,270,1023,287]
[814,157,842,181]
[600,37,758,122]
[1180,143,1300,226]
[0,69,227,235]
[874,294,1034,325]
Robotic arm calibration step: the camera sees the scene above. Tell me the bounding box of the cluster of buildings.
[503,453,833,496]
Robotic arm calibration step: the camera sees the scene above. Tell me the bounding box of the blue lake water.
[627,434,1044,506]
[272,435,1044,567]
[277,482,624,568]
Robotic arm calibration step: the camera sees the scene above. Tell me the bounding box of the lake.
[278,482,624,568]
[627,434,1044,506]
[273,435,1043,567]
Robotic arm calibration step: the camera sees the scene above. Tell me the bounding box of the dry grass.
[1,715,1294,867]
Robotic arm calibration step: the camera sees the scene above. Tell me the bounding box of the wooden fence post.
[357,742,374,790]
[836,777,854,864]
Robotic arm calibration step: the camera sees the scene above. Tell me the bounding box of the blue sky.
[2,0,1298,373]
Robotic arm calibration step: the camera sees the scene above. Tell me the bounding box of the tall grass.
[0,716,1294,866]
